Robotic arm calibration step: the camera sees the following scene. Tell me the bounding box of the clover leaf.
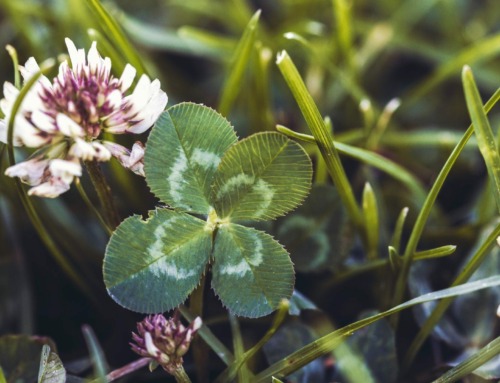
[103,103,312,317]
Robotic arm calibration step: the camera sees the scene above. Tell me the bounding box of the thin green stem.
[432,336,500,383]
[75,178,113,236]
[326,245,455,288]
[229,314,250,383]
[214,300,289,383]
[389,87,500,328]
[277,125,428,204]
[84,160,120,229]
[173,366,192,383]
[188,273,208,383]
[179,305,235,366]
[365,98,401,150]
[99,358,150,382]
[6,63,96,302]
[5,45,20,89]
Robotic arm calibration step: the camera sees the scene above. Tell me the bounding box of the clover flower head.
[0,38,168,197]
[130,313,202,375]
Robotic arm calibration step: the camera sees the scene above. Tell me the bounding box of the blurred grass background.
[1,0,500,381]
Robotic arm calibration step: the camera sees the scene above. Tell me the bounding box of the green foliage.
[211,224,294,317]
[104,103,312,317]
[37,345,66,383]
[212,132,312,221]
[105,209,212,313]
[145,103,238,215]
[274,184,352,272]
[3,0,500,381]
[0,335,57,383]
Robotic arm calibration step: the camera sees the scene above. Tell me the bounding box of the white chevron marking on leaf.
[252,178,275,218]
[168,147,190,209]
[216,173,255,198]
[191,148,221,169]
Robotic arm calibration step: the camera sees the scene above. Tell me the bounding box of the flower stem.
[90,357,150,382]
[173,366,192,383]
[189,273,208,383]
[84,160,120,229]
[75,178,113,236]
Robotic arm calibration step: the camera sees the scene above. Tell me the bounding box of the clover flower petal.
[130,313,202,375]
[1,38,168,197]
[4,157,50,185]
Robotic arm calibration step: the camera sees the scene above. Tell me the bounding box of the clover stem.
[75,178,113,235]
[173,366,193,383]
[189,272,209,383]
[90,357,150,382]
[84,160,120,229]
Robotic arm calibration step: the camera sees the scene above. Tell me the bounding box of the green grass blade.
[276,125,428,205]
[284,32,371,106]
[413,245,456,260]
[276,51,363,231]
[179,306,235,366]
[363,182,379,260]
[82,325,108,383]
[229,315,251,383]
[332,0,354,73]
[403,219,500,370]
[390,207,409,254]
[405,33,500,105]
[432,336,500,383]
[389,87,500,328]
[218,10,261,115]
[84,0,147,75]
[253,276,500,382]
[462,66,500,212]
[5,45,20,89]
[215,301,289,383]
[381,130,477,150]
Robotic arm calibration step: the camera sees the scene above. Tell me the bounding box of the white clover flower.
[0,38,168,197]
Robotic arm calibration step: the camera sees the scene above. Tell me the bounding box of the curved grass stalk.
[84,160,120,229]
[432,336,500,383]
[214,300,289,383]
[74,178,113,236]
[6,63,95,302]
[389,87,500,327]
[402,220,500,370]
[462,66,500,212]
[218,10,261,116]
[5,45,20,88]
[82,325,109,382]
[326,245,456,288]
[253,276,500,382]
[276,52,364,233]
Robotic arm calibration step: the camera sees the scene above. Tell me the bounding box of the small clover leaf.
[104,209,212,313]
[145,102,238,215]
[104,103,312,317]
[212,132,312,221]
[211,223,295,318]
